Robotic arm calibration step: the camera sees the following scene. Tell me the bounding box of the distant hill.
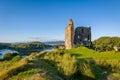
[0,41,51,55]
[0,43,11,49]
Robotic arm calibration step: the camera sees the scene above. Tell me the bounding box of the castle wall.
[65,19,91,49]
[74,27,91,46]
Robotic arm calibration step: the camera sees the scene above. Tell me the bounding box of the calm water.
[0,48,54,59]
[43,48,55,51]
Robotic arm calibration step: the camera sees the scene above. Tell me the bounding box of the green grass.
[0,61,12,71]
[8,68,39,80]
[38,47,120,80]
[64,46,120,79]
[0,47,120,80]
[0,53,62,80]
[108,73,120,79]
[66,46,120,60]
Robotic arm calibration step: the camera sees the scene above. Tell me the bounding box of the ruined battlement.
[65,19,91,49]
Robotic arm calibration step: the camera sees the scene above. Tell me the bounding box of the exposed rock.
[113,46,120,51]
[39,70,48,76]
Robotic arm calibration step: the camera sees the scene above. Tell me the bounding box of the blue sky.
[0,0,120,42]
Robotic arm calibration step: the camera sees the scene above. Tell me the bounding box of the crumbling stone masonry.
[65,19,91,49]
[65,19,74,49]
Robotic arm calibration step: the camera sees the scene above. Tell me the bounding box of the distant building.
[65,19,91,49]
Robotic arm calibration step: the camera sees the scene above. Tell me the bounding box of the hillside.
[0,41,51,55]
[66,47,120,79]
[66,46,120,60]
[0,47,120,80]
[0,52,62,80]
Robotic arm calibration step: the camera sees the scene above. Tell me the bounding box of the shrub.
[93,36,120,51]
[3,53,12,60]
[43,51,77,79]
[11,55,22,63]
[3,52,18,60]
[0,58,28,80]
[95,59,120,73]
[79,63,95,78]
[59,53,77,79]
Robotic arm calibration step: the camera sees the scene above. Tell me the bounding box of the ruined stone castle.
[65,19,91,49]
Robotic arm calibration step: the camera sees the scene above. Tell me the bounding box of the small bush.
[11,55,22,63]
[3,53,18,60]
[95,59,120,73]
[3,53,12,60]
[43,51,77,79]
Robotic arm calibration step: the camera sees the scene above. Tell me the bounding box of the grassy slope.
[66,46,120,79]
[0,46,120,80]
[0,53,60,80]
[66,46,120,60]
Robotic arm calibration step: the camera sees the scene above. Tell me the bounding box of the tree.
[93,36,120,51]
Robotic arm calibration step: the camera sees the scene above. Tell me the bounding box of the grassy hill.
[66,46,120,79]
[0,53,61,80]
[0,41,51,55]
[0,46,120,80]
[66,46,120,60]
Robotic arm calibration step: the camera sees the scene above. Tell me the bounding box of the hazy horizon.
[1,0,120,42]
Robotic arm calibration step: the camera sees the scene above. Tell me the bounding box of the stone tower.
[65,19,74,49]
